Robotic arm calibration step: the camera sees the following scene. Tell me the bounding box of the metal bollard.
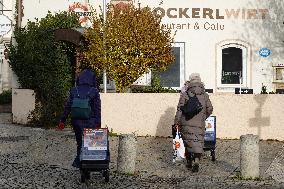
[117,134,137,174]
[240,134,260,179]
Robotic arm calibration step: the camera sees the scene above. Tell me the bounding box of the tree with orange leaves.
[83,2,175,92]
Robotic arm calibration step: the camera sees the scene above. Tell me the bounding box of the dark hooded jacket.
[60,69,101,128]
[174,81,213,154]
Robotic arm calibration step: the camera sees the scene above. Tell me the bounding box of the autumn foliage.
[83,3,175,92]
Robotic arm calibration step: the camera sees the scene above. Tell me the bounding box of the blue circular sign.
[259,48,271,58]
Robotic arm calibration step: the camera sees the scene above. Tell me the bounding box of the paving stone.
[0,123,283,188]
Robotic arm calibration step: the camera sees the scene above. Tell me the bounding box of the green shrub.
[0,90,12,105]
[131,73,178,93]
[9,11,80,128]
[261,85,268,94]
[261,84,275,94]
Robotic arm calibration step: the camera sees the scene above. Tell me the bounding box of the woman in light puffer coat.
[174,73,213,172]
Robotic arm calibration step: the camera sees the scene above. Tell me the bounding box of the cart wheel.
[80,170,86,183]
[211,150,216,162]
[103,169,110,183]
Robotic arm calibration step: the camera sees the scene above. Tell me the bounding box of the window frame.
[99,77,116,91]
[158,42,185,90]
[216,41,251,91]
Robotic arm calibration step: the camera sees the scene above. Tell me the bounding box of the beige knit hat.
[188,73,201,83]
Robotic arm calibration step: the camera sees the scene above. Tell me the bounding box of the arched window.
[216,41,251,91]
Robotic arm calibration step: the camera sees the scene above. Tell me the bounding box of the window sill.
[217,85,248,93]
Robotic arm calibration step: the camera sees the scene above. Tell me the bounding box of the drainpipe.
[103,0,107,93]
[17,0,22,28]
[11,0,17,46]
[11,0,20,88]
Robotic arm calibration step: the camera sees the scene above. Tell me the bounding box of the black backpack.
[70,87,94,119]
[180,92,203,120]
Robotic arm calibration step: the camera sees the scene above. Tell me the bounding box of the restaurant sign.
[154,6,270,31]
[68,2,93,27]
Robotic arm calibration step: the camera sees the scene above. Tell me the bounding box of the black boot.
[192,158,199,172]
[72,147,81,168]
[192,153,201,173]
[186,153,193,169]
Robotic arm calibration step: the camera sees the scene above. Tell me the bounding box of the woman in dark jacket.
[58,69,101,168]
[174,73,213,172]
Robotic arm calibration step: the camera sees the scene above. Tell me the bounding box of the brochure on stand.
[83,129,108,150]
[205,116,216,141]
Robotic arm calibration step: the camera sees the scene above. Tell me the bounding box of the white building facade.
[0,0,14,93]
[140,0,284,94]
[17,0,284,93]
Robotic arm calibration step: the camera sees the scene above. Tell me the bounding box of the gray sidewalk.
[0,123,284,189]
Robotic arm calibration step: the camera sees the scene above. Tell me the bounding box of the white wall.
[11,91,284,140]
[12,89,35,125]
[101,93,284,141]
[22,0,101,27]
[0,0,13,38]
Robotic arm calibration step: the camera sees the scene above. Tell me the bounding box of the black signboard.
[205,89,213,93]
[276,89,284,94]
[235,88,253,94]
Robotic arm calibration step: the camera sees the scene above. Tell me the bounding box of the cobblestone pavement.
[0,123,284,189]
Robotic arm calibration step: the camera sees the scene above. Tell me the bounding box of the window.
[274,67,284,82]
[216,41,251,91]
[102,42,186,91]
[221,47,242,84]
[99,74,116,92]
[158,42,185,89]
